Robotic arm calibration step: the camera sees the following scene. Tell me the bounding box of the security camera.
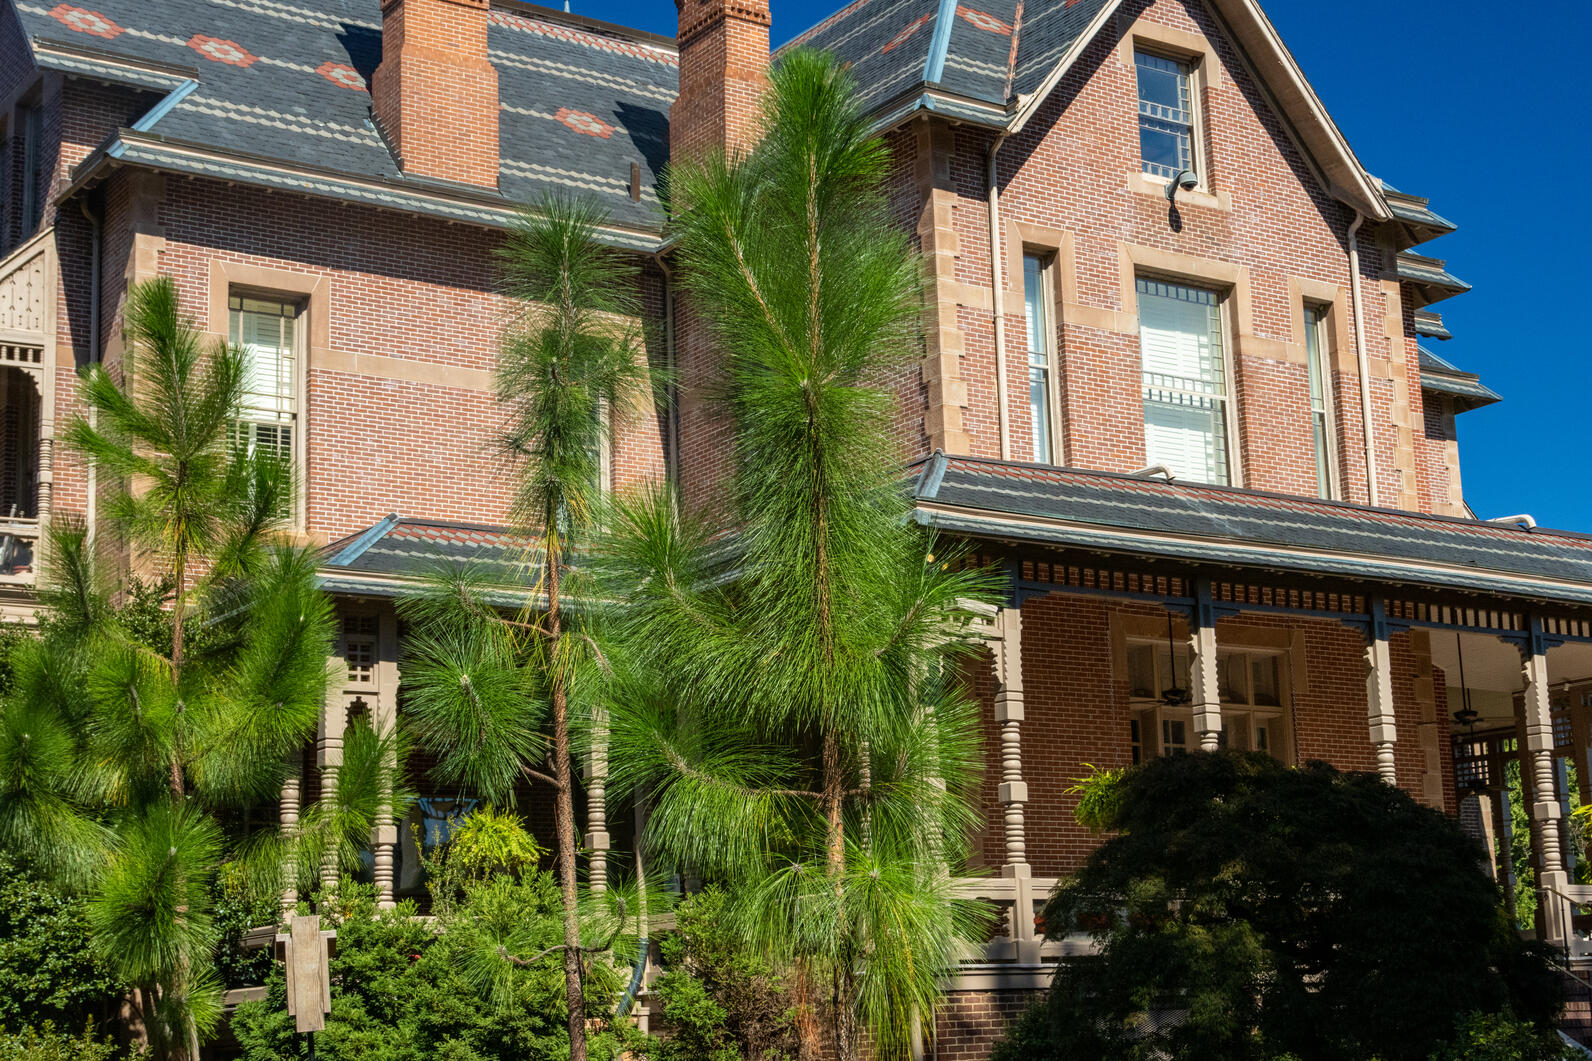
[1165,169,1199,201]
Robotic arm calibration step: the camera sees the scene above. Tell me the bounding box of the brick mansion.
[1,0,1584,1053]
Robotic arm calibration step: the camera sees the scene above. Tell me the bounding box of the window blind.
[1138,279,1229,484]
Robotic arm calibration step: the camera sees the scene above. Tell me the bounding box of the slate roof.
[781,0,1115,120]
[15,0,674,240]
[911,453,1592,606]
[320,514,534,601]
[1413,310,1452,341]
[1418,344,1500,410]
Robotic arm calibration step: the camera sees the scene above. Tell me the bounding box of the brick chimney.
[371,0,500,188]
[669,0,770,512]
[670,0,771,163]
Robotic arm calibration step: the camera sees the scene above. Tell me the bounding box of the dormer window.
[1135,50,1194,181]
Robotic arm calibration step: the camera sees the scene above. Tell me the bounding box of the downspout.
[1346,212,1379,507]
[986,132,1011,460]
[79,197,102,544]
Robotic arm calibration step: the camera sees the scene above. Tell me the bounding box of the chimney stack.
[670,0,771,164]
[372,0,500,188]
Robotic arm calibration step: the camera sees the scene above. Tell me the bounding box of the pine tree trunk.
[547,547,588,1061]
[169,544,187,799]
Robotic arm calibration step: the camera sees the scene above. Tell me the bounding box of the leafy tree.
[0,278,336,1060]
[603,49,994,1061]
[998,752,1565,1061]
[399,194,647,1061]
[0,853,121,1034]
[232,879,646,1061]
[651,886,800,1061]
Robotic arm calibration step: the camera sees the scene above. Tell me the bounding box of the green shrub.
[1428,1013,1584,1061]
[0,854,121,1035]
[232,878,644,1061]
[1001,752,1565,1061]
[0,1022,120,1061]
[448,807,545,882]
[213,865,281,989]
[651,887,800,1061]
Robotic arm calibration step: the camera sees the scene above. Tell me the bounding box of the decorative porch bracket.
[1523,614,1570,948]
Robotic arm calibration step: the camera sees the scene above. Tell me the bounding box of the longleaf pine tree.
[605,50,994,1060]
[0,278,335,1060]
[400,194,647,1061]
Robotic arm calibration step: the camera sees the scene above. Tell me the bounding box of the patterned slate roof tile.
[913,454,1578,598]
[13,0,674,232]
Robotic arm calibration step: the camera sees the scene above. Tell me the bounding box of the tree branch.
[497,898,628,967]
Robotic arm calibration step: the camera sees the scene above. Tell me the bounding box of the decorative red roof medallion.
[555,108,613,139]
[317,61,366,91]
[956,5,1012,34]
[882,13,933,53]
[188,34,258,67]
[48,5,122,38]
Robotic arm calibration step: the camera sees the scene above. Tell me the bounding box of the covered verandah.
[914,451,1592,962]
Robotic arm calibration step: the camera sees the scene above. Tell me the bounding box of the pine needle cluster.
[602,50,998,1060]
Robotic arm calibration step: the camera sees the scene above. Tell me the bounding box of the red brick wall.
[932,990,1041,1061]
[46,171,668,544]
[670,0,771,513]
[885,0,1458,513]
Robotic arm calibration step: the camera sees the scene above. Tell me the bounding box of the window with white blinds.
[1304,304,1337,498]
[228,295,299,466]
[1137,278,1231,484]
[1023,253,1054,464]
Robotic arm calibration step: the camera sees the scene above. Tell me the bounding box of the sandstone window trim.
[228,291,305,525]
[1020,250,1060,465]
[208,261,331,533]
[1135,277,1239,487]
[1123,21,1216,189]
[1303,300,1341,501]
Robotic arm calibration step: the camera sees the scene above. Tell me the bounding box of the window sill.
[1129,171,1231,212]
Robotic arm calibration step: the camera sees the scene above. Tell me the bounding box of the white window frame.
[228,291,306,528]
[1303,302,1339,500]
[1137,277,1239,486]
[1126,639,1291,762]
[1134,49,1203,185]
[1021,251,1059,465]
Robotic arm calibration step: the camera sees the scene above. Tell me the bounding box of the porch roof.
[318,514,532,603]
[910,452,1592,607]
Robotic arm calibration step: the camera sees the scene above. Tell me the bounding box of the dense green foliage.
[400,193,650,1061]
[604,49,994,1061]
[231,881,645,1061]
[0,854,121,1034]
[0,1023,121,1061]
[0,278,337,1059]
[995,752,1565,1061]
[651,887,800,1061]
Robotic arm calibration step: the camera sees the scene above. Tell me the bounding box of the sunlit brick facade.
[4,0,1586,1054]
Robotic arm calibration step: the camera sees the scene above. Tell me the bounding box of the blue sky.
[579,0,1591,530]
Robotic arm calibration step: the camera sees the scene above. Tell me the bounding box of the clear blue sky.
[578,0,1591,531]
